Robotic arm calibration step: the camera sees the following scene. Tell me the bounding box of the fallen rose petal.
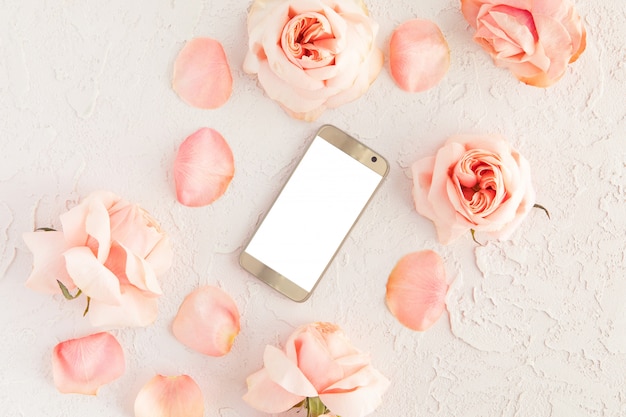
[173,128,235,207]
[134,374,204,417]
[389,19,450,92]
[173,37,232,109]
[52,332,125,395]
[172,286,240,356]
[385,250,449,331]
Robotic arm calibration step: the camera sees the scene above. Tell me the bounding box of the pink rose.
[244,0,383,121]
[23,191,173,327]
[412,135,535,244]
[461,0,586,87]
[243,322,390,417]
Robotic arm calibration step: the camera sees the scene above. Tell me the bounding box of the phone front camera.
[371,156,378,163]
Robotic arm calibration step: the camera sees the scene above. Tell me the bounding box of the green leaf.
[533,203,551,219]
[57,280,82,300]
[305,397,329,417]
[36,227,57,232]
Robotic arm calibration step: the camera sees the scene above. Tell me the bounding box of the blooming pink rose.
[244,0,383,121]
[243,322,390,417]
[412,135,535,244]
[461,0,586,87]
[23,191,173,327]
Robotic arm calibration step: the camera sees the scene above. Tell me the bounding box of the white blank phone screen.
[245,136,383,292]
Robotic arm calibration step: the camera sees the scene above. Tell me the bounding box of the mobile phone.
[239,125,389,302]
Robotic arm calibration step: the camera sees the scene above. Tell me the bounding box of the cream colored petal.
[385,250,449,331]
[88,285,158,328]
[242,368,305,413]
[172,286,240,356]
[63,246,122,305]
[172,37,232,109]
[134,375,204,417]
[23,231,74,294]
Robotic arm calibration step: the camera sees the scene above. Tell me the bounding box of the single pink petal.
[172,37,232,109]
[242,368,305,413]
[134,375,204,417]
[173,128,235,207]
[23,230,75,294]
[172,286,240,356]
[52,332,125,395]
[385,250,449,331]
[389,19,450,93]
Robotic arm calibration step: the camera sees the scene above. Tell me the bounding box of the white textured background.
[1,0,625,416]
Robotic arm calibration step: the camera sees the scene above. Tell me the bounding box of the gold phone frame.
[239,125,389,302]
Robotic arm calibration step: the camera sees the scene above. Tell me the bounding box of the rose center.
[454,150,506,216]
[281,12,336,69]
[478,5,539,60]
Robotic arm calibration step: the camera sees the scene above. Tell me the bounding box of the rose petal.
[172,37,232,109]
[173,128,235,207]
[290,331,345,392]
[134,375,204,417]
[60,191,119,248]
[23,230,75,294]
[88,285,158,328]
[320,366,390,417]
[242,368,305,413]
[52,332,125,395]
[172,286,240,356]
[63,246,122,305]
[389,19,450,93]
[385,250,449,331]
[263,345,318,397]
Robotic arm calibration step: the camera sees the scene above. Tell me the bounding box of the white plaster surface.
[1,1,625,416]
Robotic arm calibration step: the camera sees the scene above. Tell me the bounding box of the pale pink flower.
[412,135,535,244]
[172,37,233,109]
[172,286,240,356]
[23,191,173,327]
[461,0,586,87]
[134,375,204,417]
[386,250,449,331]
[244,0,383,121]
[173,128,235,207]
[243,322,390,417]
[52,332,125,395]
[389,19,450,93]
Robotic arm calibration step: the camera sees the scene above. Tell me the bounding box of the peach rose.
[461,0,586,87]
[244,0,383,121]
[412,135,535,244]
[243,322,390,417]
[23,191,172,327]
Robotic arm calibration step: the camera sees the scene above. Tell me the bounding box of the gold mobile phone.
[239,125,389,302]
